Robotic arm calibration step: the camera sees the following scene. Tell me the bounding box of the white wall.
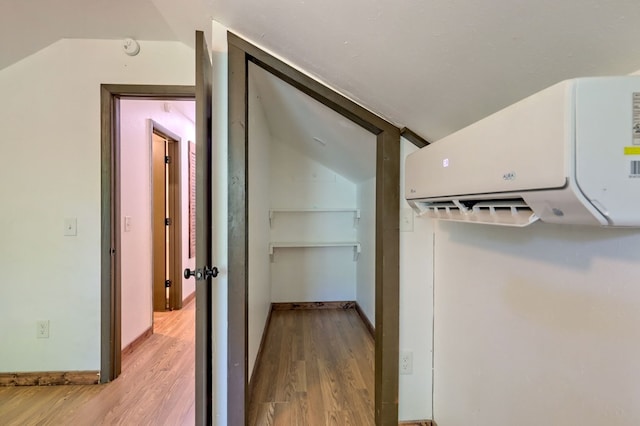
[432,221,640,425]
[248,76,272,377]
[0,38,194,372]
[424,71,640,426]
[356,177,376,323]
[119,99,195,349]
[269,141,358,302]
[399,139,435,421]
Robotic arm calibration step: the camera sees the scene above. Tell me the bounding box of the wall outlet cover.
[400,208,414,232]
[37,320,50,339]
[400,350,413,374]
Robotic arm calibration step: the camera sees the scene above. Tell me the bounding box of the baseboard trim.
[0,371,100,386]
[354,301,375,339]
[399,421,436,426]
[271,301,356,310]
[182,290,196,306]
[121,326,153,359]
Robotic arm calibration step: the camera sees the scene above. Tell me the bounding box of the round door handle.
[185,267,218,280]
[204,266,219,279]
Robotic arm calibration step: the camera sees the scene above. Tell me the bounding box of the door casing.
[227,33,401,426]
[100,84,195,382]
[151,123,184,311]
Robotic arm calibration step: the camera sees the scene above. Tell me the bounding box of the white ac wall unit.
[405,77,640,227]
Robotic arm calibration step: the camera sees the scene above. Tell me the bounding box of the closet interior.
[247,62,377,380]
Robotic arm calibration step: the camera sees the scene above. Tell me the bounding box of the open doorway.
[101,29,214,426]
[119,99,196,353]
[246,60,378,423]
[150,121,189,312]
[227,34,401,425]
[100,85,195,381]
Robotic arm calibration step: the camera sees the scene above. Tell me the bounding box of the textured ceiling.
[3,0,640,144]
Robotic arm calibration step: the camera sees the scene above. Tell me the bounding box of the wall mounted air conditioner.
[405,76,640,227]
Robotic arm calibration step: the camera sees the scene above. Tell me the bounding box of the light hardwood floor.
[0,303,429,426]
[248,308,376,426]
[0,299,196,426]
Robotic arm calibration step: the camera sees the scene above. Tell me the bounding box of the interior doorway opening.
[100,86,195,382]
[101,29,212,425]
[246,59,378,423]
[227,33,401,426]
[118,100,196,356]
[150,123,186,312]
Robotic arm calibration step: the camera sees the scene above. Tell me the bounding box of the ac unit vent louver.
[411,198,538,227]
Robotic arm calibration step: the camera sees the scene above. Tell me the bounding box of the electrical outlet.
[400,350,413,374]
[37,320,49,339]
[400,208,414,232]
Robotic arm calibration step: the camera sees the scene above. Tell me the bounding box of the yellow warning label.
[624,146,640,155]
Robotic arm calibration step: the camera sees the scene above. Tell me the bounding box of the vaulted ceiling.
[249,63,376,183]
[3,0,640,143]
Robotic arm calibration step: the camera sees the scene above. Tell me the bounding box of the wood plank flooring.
[0,299,195,426]
[248,308,375,426]
[0,302,397,426]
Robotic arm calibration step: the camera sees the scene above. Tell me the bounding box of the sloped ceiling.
[3,0,640,143]
[249,63,375,183]
[210,0,640,142]
[0,0,213,71]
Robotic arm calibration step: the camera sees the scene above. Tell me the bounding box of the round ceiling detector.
[123,38,140,56]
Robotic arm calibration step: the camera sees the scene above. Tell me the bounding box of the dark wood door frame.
[151,122,184,311]
[228,33,401,425]
[100,84,195,383]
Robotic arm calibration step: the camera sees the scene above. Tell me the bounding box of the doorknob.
[184,266,218,280]
[184,268,202,279]
[204,266,219,279]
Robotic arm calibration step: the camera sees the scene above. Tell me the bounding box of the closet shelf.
[269,208,360,227]
[269,241,361,261]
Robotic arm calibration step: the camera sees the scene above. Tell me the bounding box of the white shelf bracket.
[353,243,361,261]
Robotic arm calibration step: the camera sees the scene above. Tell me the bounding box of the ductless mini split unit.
[405,76,640,227]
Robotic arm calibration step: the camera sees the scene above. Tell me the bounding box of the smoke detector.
[123,38,140,56]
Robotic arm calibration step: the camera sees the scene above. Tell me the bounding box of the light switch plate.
[124,216,132,232]
[64,218,77,236]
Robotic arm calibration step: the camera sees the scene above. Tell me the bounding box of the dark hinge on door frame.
[164,155,171,164]
[165,218,172,226]
[165,279,172,311]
